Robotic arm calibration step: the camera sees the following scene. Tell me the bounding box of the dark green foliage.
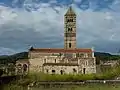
[0,52,28,64]
[94,52,112,57]
[94,52,120,65]
[17,79,32,86]
[95,52,111,65]
[0,69,3,76]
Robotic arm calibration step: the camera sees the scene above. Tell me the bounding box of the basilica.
[16,6,96,75]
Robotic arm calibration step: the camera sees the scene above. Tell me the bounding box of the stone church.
[16,6,96,75]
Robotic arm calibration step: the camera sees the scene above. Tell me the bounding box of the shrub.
[17,79,31,86]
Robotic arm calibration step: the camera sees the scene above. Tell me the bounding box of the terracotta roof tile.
[29,48,93,53]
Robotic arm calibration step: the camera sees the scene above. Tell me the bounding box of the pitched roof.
[65,6,76,16]
[29,48,93,53]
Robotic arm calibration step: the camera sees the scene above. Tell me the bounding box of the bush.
[26,73,96,81]
[17,79,32,86]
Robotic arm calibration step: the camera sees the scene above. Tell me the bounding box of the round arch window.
[23,64,27,72]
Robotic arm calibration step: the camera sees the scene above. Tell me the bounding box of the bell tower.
[64,6,76,49]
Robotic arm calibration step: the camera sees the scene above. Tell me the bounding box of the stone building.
[28,6,96,74]
[16,6,96,75]
[29,48,96,74]
[16,59,29,75]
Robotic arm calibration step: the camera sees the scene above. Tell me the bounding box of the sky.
[0,0,120,55]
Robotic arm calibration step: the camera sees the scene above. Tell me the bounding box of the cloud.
[0,0,120,55]
[0,47,17,55]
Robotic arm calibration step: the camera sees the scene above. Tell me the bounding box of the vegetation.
[0,69,3,76]
[19,65,120,82]
[3,83,120,90]
[95,52,120,64]
[1,63,120,89]
[3,66,120,90]
[0,52,28,64]
[2,83,120,90]
[3,67,120,88]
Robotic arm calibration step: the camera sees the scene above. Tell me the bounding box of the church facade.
[16,6,96,75]
[28,6,96,74]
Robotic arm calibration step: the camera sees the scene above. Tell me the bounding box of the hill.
[95,52,120,64]
[0,52,28,64]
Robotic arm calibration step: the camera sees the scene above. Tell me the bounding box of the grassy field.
[2,83,120,90]
[2,65,120,90]
[32,84,120,90]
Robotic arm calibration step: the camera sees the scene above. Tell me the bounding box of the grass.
[25,65,120,82]
[3,83,120,90]
[2,65,120,90]
[26,72,96,81]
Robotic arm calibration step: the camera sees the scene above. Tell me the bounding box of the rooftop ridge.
[30,48,92,49]
[65,6,76,16]
[29,48,93,53]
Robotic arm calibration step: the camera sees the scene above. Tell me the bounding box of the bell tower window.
[67,19,73,22]
[44,59,46,63]
[67,19,69,22]
[55,59,56,63]
[68,28,72,32]
[69,43,71,48]
[71,19,73,22]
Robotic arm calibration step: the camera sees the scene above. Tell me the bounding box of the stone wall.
[29,58,44,72]
[16,59,29,75]
[43,65,78,74]
[78,57,96,74]
[28,51,96,74]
